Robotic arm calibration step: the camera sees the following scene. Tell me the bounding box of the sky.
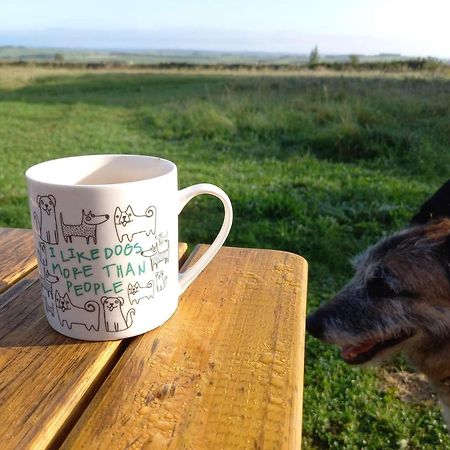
[1,0,449,57]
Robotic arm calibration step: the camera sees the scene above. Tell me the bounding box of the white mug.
[25,154,233,341]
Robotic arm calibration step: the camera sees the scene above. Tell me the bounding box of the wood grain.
[0,228,36,295]
[61,245,308,450]
[0,272,125,450]
[0,234,188,450]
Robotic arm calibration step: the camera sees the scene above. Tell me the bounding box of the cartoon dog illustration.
[114,205,156,243]
[39,267,59,318]
[127,281,155,304]
[55,291,100,331]
[156,232,168,246]
[155,271,167,292]
[40,269,59,300]
[101,296,135,332]
[34,194,58,244]
[60,210,109,244]
[42,289,55,317]
[141,242,169,271]
[37,241,48,268]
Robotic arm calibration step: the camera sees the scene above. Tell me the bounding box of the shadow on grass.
[0,72,230,106]
[0,72,449,171]
[0,72,447,112]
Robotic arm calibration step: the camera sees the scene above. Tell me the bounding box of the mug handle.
[178,183,233,294]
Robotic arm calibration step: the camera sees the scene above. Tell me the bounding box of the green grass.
[1,66,450,448]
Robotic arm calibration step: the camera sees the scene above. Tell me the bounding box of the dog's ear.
[101,296,108,304]
[118,297,124,305]
[411,180,450,225]
[48,195,56,206]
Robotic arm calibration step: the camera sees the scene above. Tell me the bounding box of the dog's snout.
[306,311,326,339]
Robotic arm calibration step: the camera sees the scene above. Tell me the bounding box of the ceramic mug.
[26,154,233,341]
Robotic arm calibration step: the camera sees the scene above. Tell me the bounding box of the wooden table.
[0,227,308,450]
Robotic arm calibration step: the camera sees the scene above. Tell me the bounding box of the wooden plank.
[0,240,189,450]
[178,242,188,268]
[0,270,37,309]
[61,245,308,450]
[0,273,125,450]
[0,228,36,294]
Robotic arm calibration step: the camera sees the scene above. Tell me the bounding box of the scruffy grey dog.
[307,180,450,429]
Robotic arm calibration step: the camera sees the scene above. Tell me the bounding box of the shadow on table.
[0,280,8,294]
[0,313,108,348]
[0,278,114,347]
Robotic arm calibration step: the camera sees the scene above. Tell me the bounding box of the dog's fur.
[307,180,450,429]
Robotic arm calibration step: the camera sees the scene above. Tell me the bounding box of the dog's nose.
[306,311,325,339]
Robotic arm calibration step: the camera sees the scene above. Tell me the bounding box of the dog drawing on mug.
[114,205,156,243]
[60,209,109,245]
[307,179,450,431]
[55,291,100,331]
[141,242,170,271]
[37,241,48,268]
[127,281,155,304]
[101,296,135,332]
[34,194,58,244]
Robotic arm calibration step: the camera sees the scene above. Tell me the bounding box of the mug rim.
[25,154,176,188]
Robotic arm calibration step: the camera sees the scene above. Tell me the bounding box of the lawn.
[1,65,450,449]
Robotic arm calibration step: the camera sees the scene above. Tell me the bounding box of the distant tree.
[54,53,64,62]
[309,46,319,67]
[349,54,359,65]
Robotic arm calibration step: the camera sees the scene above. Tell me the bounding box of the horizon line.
[0,45,445,61]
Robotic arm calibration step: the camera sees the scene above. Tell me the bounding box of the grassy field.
[1,65,450,448]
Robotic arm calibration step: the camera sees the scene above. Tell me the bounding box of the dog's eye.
[367,277,397,298]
